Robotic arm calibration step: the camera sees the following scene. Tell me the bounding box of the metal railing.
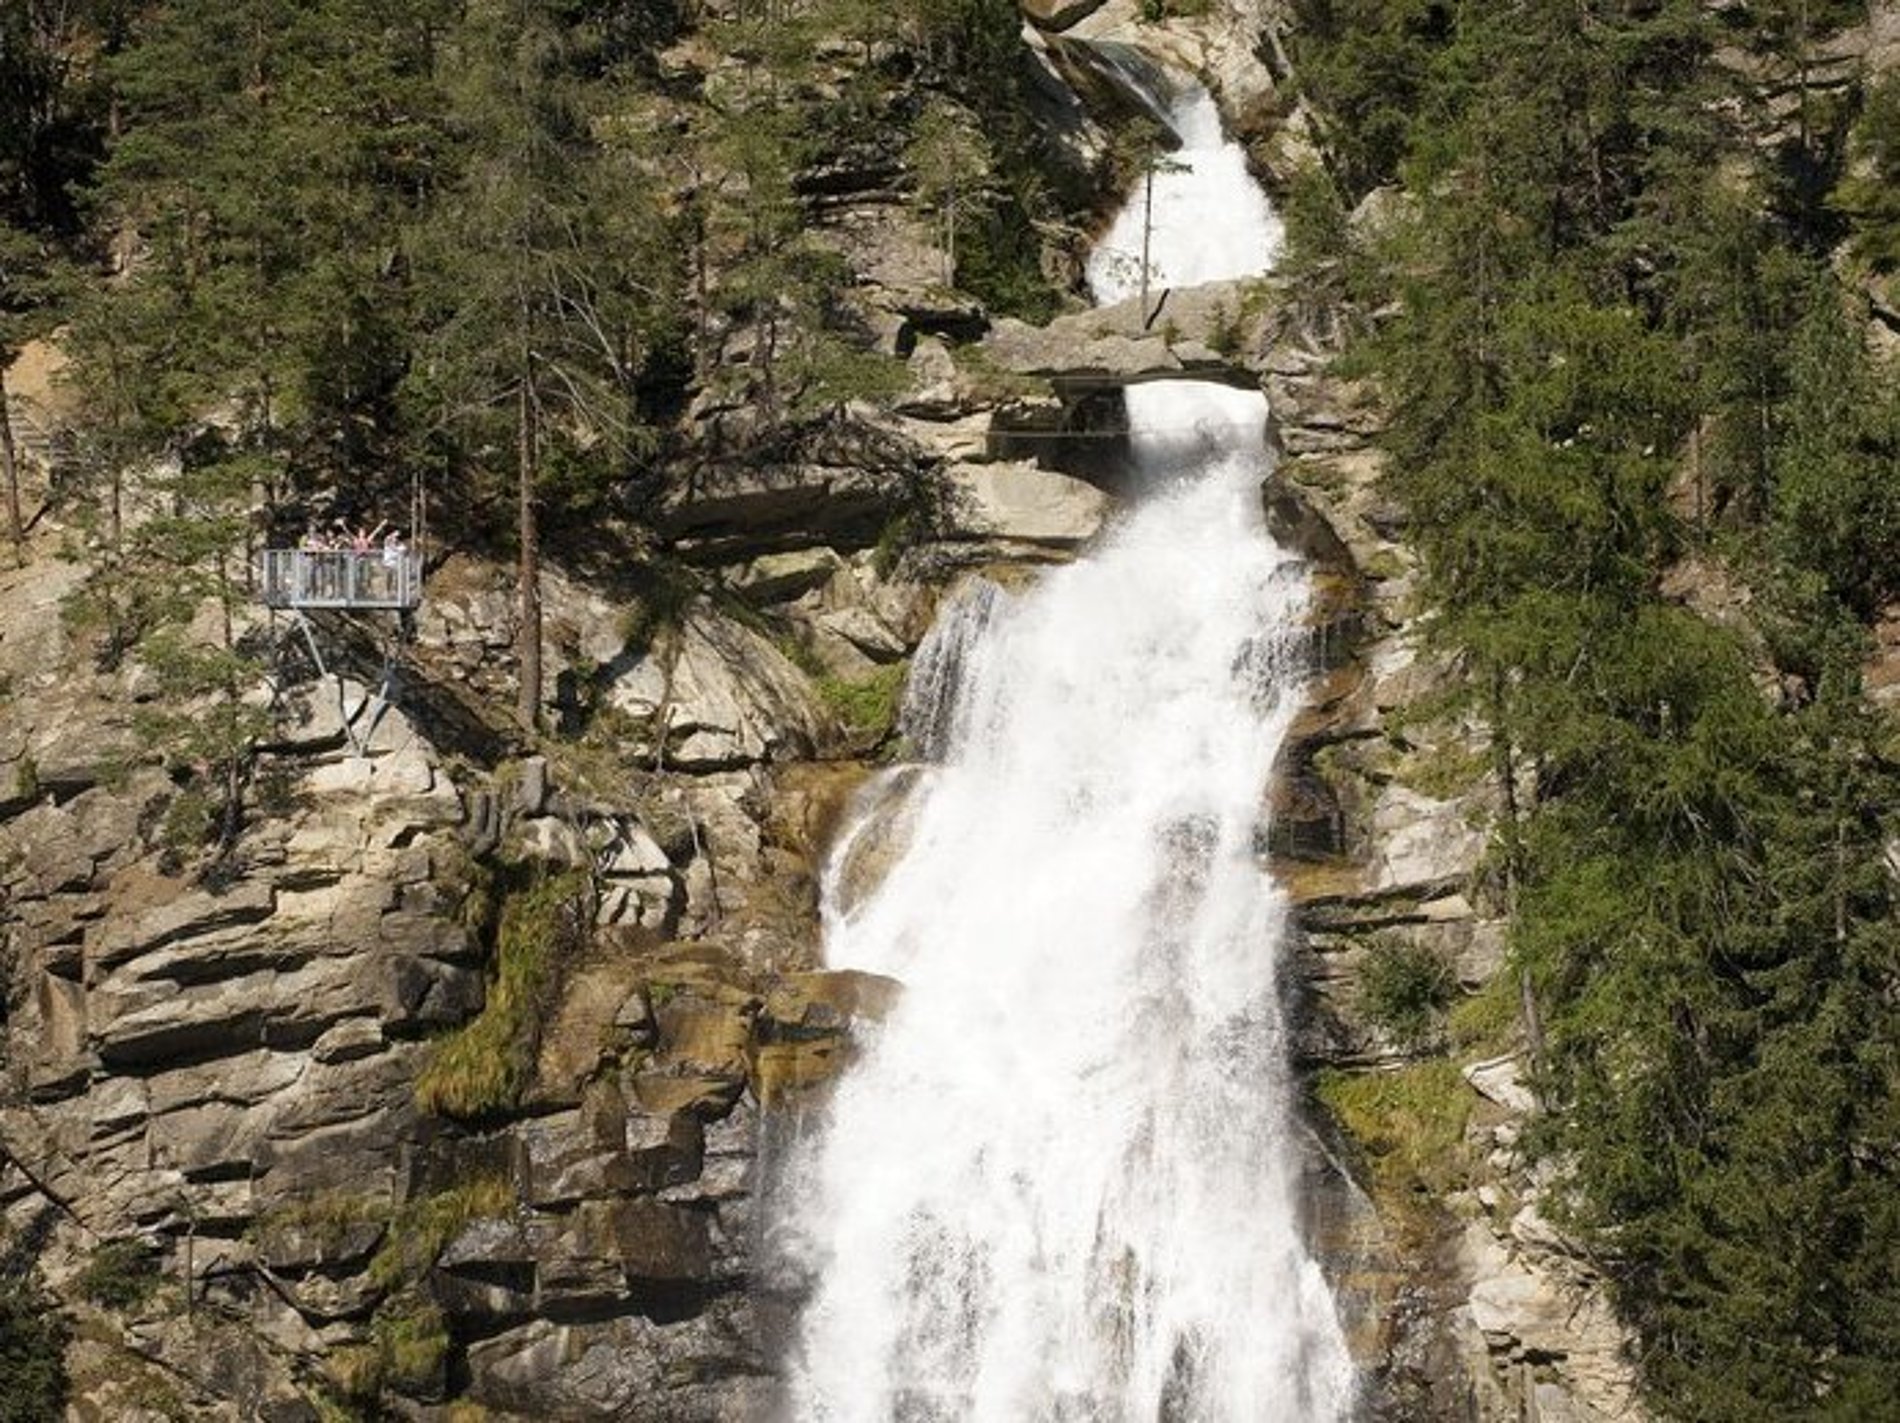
[259,548,423,610]
[5,394,75,481]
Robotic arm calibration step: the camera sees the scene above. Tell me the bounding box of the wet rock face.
[426,941,896,1420]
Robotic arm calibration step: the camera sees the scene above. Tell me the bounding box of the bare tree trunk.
[692,198,711,379]
[215,548,245,851]
[516,370,542,730]
[1,366,25,566]
[1140,163,1155,314]
[1491,694,1547,1081]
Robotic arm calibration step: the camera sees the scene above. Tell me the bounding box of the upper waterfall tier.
[1087,85,1284,304]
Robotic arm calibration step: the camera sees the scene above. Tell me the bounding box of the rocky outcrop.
[0,640,480,1415]
[424,939,895,1421]
[0,525,908,1418]
[1254,287,1644,1421]
[983,282,1266,393]
[0,7,1678,1421]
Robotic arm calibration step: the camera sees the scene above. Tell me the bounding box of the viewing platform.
[259,549,423,611]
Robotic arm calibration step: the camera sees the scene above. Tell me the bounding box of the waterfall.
[774,81,1357,1423]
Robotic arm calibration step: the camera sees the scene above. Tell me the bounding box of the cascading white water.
[776,80,1357,1423]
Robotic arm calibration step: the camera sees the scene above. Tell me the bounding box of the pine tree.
[122,446,274,857]
[0,0,111,561]
[405,0,679,727]
[907,100,991,289]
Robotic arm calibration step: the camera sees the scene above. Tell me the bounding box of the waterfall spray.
[775,80,1356,1423]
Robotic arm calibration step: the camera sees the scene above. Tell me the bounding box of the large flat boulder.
[944,461,1112,546]
[603,602,830,771]
[982,279,1268,393]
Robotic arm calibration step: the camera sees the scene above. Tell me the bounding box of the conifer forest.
[0,2,1894,1420]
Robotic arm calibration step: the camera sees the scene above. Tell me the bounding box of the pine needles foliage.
[1297,1,1900,1413]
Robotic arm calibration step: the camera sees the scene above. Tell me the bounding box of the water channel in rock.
[773,75,1358,1423]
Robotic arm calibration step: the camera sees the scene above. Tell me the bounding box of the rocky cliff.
[12,1,1862,1419]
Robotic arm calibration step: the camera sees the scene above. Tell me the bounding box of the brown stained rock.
[638,940,756,1002]
[749,1039,848,1108]
[1262,766,1345,863]
[764,761,875,864]
[1303,568,1366,670]
[652,992,754,1078]
[760,969,901,1034]
[827,766,927,918]
[1285,662,1370,747]
[532,954,658,1109]
[748,970,899,1106]
[595,1197,714,1283]
[1273,857,1368,909]
[629,1071,744,1119]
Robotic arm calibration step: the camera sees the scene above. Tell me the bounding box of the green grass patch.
[775,631,829,681]
[1399,741,1490,800]
[373,1297,450,1398]
[1316,1059,1474,1216]
[1358,547,1409,582]
[816,663,908,743]
[1359,939,1457,1049]
[251,1190,387,1263]
[367,1176,514,1294]
[415,867,591,1119]
[1449,974,1521,1054]
[328,1294,451,1405]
